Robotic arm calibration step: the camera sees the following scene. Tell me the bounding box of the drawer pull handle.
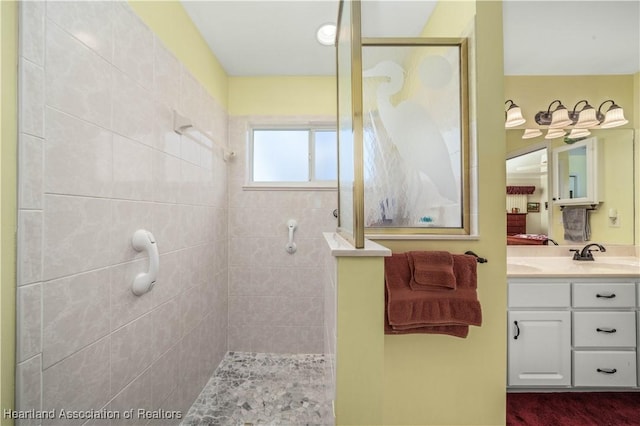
[513,321,520,340]
[596,368,617,375]
[596,293,616,299]
[596,327,617,333]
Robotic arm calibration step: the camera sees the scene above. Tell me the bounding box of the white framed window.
[247,126,338,189]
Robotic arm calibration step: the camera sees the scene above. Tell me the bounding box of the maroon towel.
[384,300,469,338]
[407,251,456,290]
[384,253,482,338]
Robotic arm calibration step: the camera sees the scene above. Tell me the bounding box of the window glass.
[314,130,338,181]
[251,128,337,185]
[253,130,309,182]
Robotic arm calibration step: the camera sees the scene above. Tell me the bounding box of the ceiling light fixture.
[504,99,526,128]
[316,23,336,46]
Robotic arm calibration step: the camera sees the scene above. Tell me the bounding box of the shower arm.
[173,110,236,161]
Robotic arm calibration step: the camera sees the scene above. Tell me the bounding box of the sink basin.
[507,256,640,277]
[592,258,639,267]
[579,262,640,272]
[507,264,544,273]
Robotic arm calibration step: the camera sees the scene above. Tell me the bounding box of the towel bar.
[559,204,598,211]
[465,250,488,263]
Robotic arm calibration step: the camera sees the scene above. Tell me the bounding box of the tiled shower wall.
[227,116,338,353]
[16,2,228,423]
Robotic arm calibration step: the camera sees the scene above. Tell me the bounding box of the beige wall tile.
[44,107,113,198]
[16,355,42,426]
[45,23,112,128]
[42,195,111,280]
[16,284,41,362]
[42,338,111,426]
[110,314,155,393]
[42,268,110,369]
[46,1,114,61]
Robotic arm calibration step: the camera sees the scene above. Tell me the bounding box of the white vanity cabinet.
[508,278,638,389]
[508,282,571,387]
[572,282,637,387]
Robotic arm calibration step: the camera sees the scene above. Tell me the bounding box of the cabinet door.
[508,311,571,386]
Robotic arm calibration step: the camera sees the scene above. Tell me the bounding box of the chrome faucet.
[570,243,606,261]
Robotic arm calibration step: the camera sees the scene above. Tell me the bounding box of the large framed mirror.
[506,129,635,245]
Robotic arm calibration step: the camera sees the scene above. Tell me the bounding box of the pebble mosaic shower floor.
[181,352,334,426]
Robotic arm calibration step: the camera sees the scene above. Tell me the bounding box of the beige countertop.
[507,245,640,278]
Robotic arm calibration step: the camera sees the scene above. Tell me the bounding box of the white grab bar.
[131,229,159,296]
[173,110,236,161]
[285,219,297,254]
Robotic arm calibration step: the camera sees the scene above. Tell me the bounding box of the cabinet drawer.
[573,351,637,387]
[507,214,526,224]
[572,283,635,308]
[573,312,636,347]
[507,225,526,235]
[509,282,570,308]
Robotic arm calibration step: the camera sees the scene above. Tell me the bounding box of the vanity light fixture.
[316,23,336,46]
[504,100,526,128]
[570,100,599,128]
[517,99,628,139]
[567,128,591,139]
[533,99,628,129]
[598,99,629,128]
[544,128,566,140]
[522,128,542,139]
[535,100,573,128]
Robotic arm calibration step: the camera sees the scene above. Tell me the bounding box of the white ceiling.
[503,0,640,75]
[181,0,437,76]
[181,0,640,77]
[506,147,548,178]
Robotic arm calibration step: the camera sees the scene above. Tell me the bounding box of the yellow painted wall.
[549,130,634,245]
[505,75,636,245]
[128,0,229,108]
[634,72,639,246]
[379,4,505,424]
[335,1,506,425]
[420,0,475,37]
[228,76,337,116]
[0,1,17,424]
[129,2,338,117]
[633,72,639,129]
[335,257,385,425]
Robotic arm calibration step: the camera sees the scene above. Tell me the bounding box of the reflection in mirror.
[506,147,552,245]
[552,137,601,206]
[506,129,636,245]
[556,145,586,200]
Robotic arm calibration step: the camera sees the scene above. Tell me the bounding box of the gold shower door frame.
[336,1,470,248]
[336,0,365,248]
[362,37,470,236]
